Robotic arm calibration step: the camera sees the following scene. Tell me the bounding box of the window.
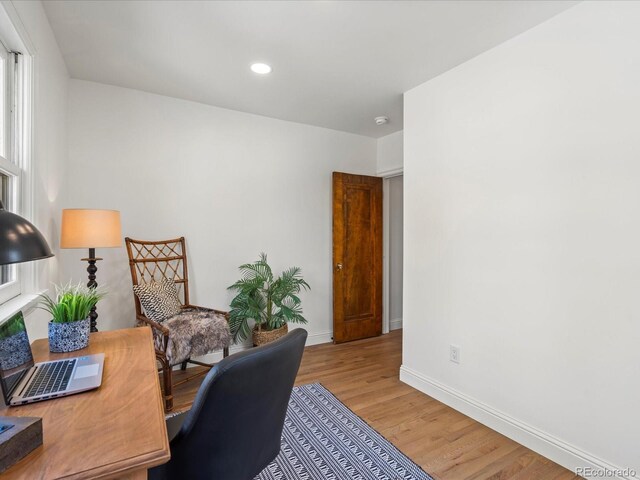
[0,38,28,304]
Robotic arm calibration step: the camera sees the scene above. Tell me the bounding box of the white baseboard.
[389,317,402,331]
[399,365,638,480]
[193,344,249,365]
[306,330,333,346]
[190,329,333,366]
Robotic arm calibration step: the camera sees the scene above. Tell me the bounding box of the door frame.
[380,168,403,334]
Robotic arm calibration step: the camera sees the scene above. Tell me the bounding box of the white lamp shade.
[60,209,122,249]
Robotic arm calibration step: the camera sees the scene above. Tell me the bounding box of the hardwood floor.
[171,330,580,480]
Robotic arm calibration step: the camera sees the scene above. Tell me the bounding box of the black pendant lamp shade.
[0,201,53,265]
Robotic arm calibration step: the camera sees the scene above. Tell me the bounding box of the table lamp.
[0,200,51,469]
[60,209,122,332]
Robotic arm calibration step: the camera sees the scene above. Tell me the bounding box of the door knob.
[336,263,343,271]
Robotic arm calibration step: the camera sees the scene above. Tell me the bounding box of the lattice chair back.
[125,237,190,317]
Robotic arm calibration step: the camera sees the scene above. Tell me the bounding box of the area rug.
[256,383,433,480]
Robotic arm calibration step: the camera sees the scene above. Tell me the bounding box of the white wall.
[5,0,68,339]
[376,130,403,175]
[402,2,640,478]
[62,79,376,347]
[388,175,403,330]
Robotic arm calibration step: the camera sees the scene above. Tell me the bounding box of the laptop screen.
[0,312,34,404]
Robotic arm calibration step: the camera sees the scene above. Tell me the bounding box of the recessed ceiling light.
[251,63,272,74]
[375,116,389,126]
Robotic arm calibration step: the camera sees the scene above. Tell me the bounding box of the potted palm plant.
[228,253,310,346]
[39,283,106,353]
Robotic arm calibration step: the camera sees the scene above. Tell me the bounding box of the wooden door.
[333,172,383,343]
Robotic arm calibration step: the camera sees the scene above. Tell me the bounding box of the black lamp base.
[81,247,102,333]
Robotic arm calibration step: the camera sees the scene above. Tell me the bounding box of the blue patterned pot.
[48,318,90,353]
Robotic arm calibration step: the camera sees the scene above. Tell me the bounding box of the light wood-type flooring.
[171,330,580,480]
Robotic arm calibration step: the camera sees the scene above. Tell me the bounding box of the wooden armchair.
[125,237,231,411]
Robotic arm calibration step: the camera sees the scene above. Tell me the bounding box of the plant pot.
[252,323,288,347]
[48,318,90,353]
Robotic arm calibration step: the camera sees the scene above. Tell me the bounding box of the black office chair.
[149,328,308,480]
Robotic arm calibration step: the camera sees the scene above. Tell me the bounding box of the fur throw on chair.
[155,307,231,365]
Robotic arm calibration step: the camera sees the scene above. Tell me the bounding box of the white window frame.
[0,2,35,307]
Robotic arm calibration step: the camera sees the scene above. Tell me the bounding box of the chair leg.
[223,347,229,358]
[181,360,188,371]
[161,358,173,411]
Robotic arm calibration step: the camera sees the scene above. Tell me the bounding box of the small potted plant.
[228,253,310,346]
[39,283,106,353]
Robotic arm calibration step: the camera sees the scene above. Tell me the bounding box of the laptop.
[0,311,104,406]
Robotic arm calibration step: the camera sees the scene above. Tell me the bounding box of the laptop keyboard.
[24,359,77,398]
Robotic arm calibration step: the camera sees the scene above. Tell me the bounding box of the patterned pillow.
[133,278,182,322]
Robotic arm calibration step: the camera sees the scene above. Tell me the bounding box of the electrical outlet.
[450,345,460,364]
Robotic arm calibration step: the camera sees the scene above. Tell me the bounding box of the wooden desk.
[0,327,170,479]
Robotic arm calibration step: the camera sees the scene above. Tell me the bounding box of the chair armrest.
[136,314,170,352]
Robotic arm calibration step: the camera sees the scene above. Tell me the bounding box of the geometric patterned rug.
[255,383,434,480]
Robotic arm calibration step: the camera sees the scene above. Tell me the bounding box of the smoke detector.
[374,116,389,126]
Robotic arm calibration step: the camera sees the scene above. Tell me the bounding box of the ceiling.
[43,1,577,138]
